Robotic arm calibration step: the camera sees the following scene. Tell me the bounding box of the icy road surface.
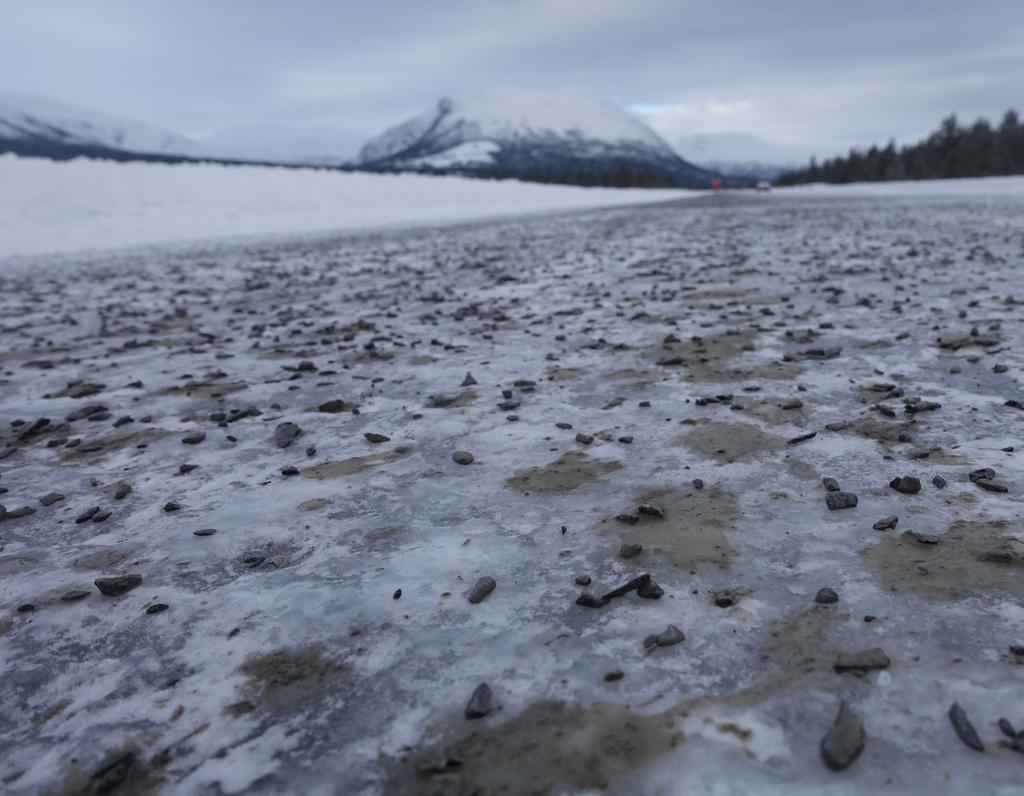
[1,192,1022,795]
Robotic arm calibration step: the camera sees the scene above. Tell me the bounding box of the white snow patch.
[779,175,1024,197]
[405,140,501,169]
[0,154,691,260]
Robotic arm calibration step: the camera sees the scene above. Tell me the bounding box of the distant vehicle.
[711,178,722,191]
[756,180,772,192]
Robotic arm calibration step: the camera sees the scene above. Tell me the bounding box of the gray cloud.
[2,0,1021,160]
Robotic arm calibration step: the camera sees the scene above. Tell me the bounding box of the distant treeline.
[777,109,1024,185]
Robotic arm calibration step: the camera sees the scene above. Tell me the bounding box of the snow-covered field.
[0,154,690,259]
[779,175,1024,198]
[1,189,1022,794]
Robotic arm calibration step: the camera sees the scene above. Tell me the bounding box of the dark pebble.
[889,475,921,494]
[146,603,169,614]
[95,574,143,597]
[948,702,985,752]
[452,451,474,465]
[194,528,217,537]
[619,543,643,559]
[464,683,493,719]
[364,432,390,443]
[75,506,100,523]
[834,648,890,673]
[604,670,624,682]
[182,432,206,445]
[643,624,685,650]
[820,701,865,771]
[826,492,858,511]
[467,576,496,604]
[274,422,302,448]
[815,587,839,604]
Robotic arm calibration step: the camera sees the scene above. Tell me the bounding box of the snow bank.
[778,175,1024,197]
[0,154,689,259]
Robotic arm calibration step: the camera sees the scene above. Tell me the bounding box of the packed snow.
[779,175,1024,198]
[1,191,1022,794]
[0,154,690,260]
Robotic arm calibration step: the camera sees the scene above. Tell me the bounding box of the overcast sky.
[2,0,1022,160]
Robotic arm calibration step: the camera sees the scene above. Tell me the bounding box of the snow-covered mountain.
[358,88,729,188]
[674,132,817,180]
[0,92,198,158]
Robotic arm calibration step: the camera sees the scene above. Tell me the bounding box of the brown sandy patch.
[861,518,1024,601]
[545,366,584,381]
[237,643,342,713]
[678,421,785,463]
[73,546,141,571]
[303,446,414,478]
[297,498,331,511]
[385,700,683,796]
[0,554,42,575]
[157,380,248,398]
[505,452,623,493]
[59,428,172,462]
[783,457,818,481]
[732,398,812,426]
[424,389,477,409]
[601,485,739,569]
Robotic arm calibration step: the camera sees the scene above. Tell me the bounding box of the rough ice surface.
[0,154,690,259]
[0,189,1023,795]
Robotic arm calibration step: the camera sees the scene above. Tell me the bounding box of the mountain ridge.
[358,89,737,188]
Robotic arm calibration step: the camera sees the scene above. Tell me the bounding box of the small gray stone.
[318,400,354,413]
[902,529,940,545]
[467,576,496,604]
[872,516,899,531]
[815,587,839,604]
[948,702,984,752]
[932,476,947,489]
[182,432,206,445]
[822,477,841,492]
[452,451,474,465]
[575,432,594,445]
[820,701,865,771]
[643,624,685,650]
[834,648,890,673]
[465,683,493,719]
[274,422,301,448]
[39,492,65,506]
[364,432,390,444]
[94,574,143,597]
[889,475,921,494]
[826,492,858,511]
[619,543,643,559]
